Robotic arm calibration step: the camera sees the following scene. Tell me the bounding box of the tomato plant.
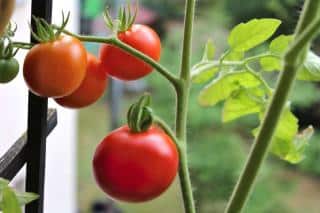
[23,35,87,98]
[55,53,107,108]
[3,0,320,212]
[93,125,178,202]
[99,21,161,80]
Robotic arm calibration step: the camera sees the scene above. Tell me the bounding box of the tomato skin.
[93,125,179,202]
[0,58,19,83]
[99,24,161,81]
[55,53,107,108]
[23,36,87,98]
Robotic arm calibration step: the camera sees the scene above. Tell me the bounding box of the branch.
[60,29,179,87]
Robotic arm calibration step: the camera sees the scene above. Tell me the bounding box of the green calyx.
[0,23,18,59]
[127,93,154,133]
[30,11,70,43]
[103,3,137,33]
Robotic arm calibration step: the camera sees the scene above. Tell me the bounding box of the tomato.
[99,24,161,81]
[23,36,87,98]
[93,125,178,202]
[0,58,19,83]
[55,53,107,108]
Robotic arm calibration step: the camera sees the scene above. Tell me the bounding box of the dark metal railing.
[0,1,56,213]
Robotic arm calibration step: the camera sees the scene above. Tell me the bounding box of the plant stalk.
[175,0,196,212]
[225,0,320,212]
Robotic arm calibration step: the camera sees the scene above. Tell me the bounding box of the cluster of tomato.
[22,24,161,110]
[23,21,178,202]
[0,9,179,203]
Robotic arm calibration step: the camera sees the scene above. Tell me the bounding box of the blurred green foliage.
[143,1,320,211]
[225,0,300,34]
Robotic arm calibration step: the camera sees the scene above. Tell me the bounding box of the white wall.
[0,1,79,212]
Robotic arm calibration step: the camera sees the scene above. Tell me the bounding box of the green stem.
[61,29,179,86]
[245,65,273,95]
[175,0,196,212]
[154,115,182,150]
[225,0,320,212]
[191,53,280,79]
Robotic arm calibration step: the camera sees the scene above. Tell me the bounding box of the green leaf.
[1,187,21,213]
[202,39,215,61]
[269,35,293,54]
[191,40,218,84]
[285,126,314,163]
[228,18,281,52]
[198,71,261,106]
[191,62,219,84]
[260,35,293,72]
[253,106,313,164]
[16,192,39,206]
[260,57,281,71]
[297,51,320,81]
[0,178,9,190]
[225,50,244,61]
[223,88,265,122]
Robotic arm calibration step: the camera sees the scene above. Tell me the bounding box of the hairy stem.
[175,0,196,212]
[225,0,320,212]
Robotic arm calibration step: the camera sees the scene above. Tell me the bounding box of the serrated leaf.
[228,18,281,52]
[260,35,293,72]
[269,35,293,54]
[16,192,39,206]
[202,39,215,61]
[198,71,261,106]
[223,88,265,122]
[297,51,320,81]
[285,126,314,163]
[1,187,21,213]
[253,106,313,164]
[191,62,219,84]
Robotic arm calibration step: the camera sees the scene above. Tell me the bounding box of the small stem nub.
[127,93,154,133]
[103,2,138,33]
[30,11,70,43]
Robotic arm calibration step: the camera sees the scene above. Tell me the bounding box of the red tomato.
[99,24,161,81]
[55,53,107,108]
[23,36,87,98]
[93,125,179,202]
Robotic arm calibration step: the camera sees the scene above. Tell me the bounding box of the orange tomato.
[23,36,87,98]
[55,53,107,108]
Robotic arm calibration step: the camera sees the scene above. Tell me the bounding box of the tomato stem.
[174,0,197,212]
[153,115,182,149]
[57,28,180,87]
[225,0,320,212]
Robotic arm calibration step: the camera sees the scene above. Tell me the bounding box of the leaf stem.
[153,115,182,150]
[245,64,273,95]
[60,29,179,87]
[175,0,197,212]
[225,0,320,212]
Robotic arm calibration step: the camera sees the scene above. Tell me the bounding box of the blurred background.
[1,0,320,213]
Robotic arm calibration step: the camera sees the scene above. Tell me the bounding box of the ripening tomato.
[0,58,19,83]
[99,24,161,81]
[55,53,107,108]
[93,125,179,202]
[23,36,87,98]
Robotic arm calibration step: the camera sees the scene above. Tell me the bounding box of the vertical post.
[25,0,52,213]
